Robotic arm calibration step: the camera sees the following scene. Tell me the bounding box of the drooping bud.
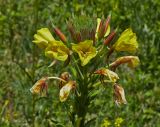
[110,56,140,70]
[114,83,127,106]
[30,77,48,94]
[94,68,119,83]
[53,27,67,43]
[59,72,70,88]
[59,80,76,102]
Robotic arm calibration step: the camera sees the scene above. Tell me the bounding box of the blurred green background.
[0,0,160,126]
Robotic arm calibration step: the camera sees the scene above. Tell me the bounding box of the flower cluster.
[30,15,139,106]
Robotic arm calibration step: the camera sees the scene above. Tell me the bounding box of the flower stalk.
[29,15,140,127]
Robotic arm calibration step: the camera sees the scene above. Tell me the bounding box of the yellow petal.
[95,18,101,39]
[33,28,55,49]
[127,56,140,68]
[95,18,110,39]
[72,40,97,66]
[37,28,55,42]
[104,25,110,37]
[45,40,69,61]
[113,28,138,53]
[33,34,48,49]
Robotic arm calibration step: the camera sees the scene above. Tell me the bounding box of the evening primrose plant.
[30,15,139,126]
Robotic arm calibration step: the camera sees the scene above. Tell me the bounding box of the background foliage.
[0,0,160,126]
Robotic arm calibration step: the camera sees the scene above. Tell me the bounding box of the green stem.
[48,76,66,82]
[73,67,89,127]
[72,56,84,80]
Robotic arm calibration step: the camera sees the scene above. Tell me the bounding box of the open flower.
[94,68,119,83]
[30,77,48,94]
[72,40,97,66]
[113,28,138,53]
[59,80,76,102]
[33,28,55,49]
[45,40,70,61]
[110,56,140,70]
[114,84,127,106]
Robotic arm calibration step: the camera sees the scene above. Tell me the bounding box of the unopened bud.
[98,19,104,39]
[53,27,67,43]
[104,30,116,45]
[110,56,140,70]
[76,32,82,42]
[59,72,70,88]
[68,22,77,42]
[104,15,111,35]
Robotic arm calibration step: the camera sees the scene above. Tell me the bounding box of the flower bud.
[68,22,77,42]
[104,15,111,36]
[96,16,111,40]
[104,30,116,45]
[53,27,67,43]
[110,56,140,70]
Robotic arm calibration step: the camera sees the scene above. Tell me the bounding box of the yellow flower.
[59,80,76,102]
[33,28,55,49]
[115,117,124,127]
[30,77,48,94]
[101,118,111,127]
[113,28,138,53]
[110,56,140,70]
[94,68,119,83]
[72,40,97,66]
[45,40,70,61]
[114,84,127,106]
